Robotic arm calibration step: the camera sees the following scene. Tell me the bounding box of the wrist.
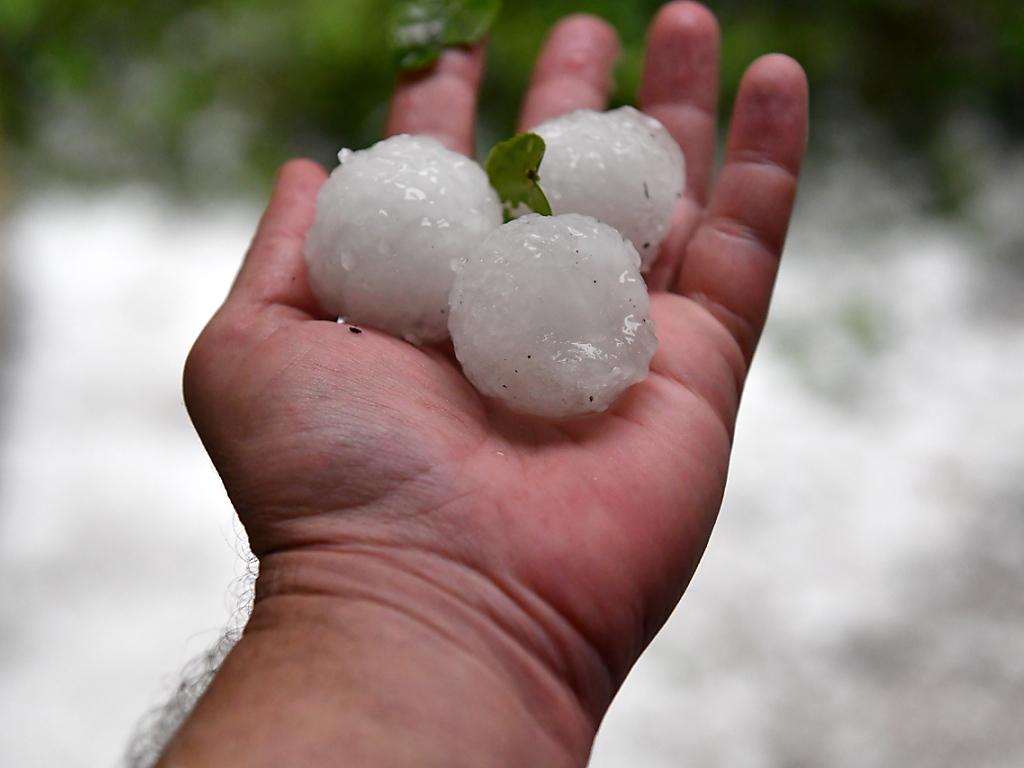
[161,542,602,767]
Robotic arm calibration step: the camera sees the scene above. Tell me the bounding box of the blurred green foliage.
[391,0,502,71]
[1,0,1022,197]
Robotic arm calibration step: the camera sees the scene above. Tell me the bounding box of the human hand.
[172,3,807,765]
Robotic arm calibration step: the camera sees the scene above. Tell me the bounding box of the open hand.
[179,3,808,764]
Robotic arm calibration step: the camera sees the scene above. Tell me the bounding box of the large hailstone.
[305,134,502,344]
[449,213,657,419]
[532,106,685,271]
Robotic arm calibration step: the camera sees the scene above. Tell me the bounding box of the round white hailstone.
[449,213,658,419]
[305,134,502,344]
[532,106,685,271]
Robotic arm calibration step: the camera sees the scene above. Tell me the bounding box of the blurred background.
[1,1,1023,765]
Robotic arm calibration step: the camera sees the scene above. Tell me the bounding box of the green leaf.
[485,132,553,223]
[390,0,502,72]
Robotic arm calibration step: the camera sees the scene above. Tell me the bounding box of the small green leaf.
[485,133,552,223]
[390,0,502,72]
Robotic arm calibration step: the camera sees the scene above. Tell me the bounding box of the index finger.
[385,44,487,156]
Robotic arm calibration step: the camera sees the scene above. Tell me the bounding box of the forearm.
[157,548,596,767]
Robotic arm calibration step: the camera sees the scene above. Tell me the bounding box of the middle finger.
[518,14,620,131]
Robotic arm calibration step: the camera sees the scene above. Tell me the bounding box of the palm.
[184,2,807,705]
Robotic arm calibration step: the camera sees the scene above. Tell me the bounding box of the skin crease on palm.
[171,2,808,765]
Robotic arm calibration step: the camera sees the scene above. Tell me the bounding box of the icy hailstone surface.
[305,134,502,344]
[532,106,685,271]
[449,213,658,419]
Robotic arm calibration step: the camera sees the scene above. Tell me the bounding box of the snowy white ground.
[1,154,1022,766]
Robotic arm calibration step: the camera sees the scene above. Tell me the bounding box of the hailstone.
[305,134,502,344]
[532,106,685,270]
[449,213,657,419]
